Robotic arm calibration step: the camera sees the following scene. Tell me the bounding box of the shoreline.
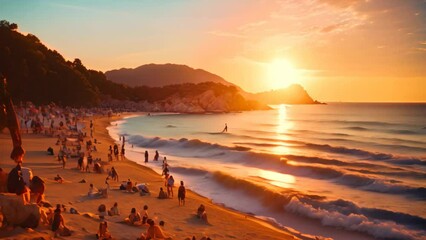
[105,114,304,239]
[107,113,382,240]
[0,114,298,240]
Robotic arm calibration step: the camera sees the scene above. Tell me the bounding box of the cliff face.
[249,84,318,105]
[101,88,270,113]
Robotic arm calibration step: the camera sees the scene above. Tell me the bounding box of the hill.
[105,64,233,87]
[106,65,320,105]
[0,20,267,112]
[249,84,320,105]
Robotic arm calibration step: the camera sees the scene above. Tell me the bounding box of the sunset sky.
[1,0,425,102]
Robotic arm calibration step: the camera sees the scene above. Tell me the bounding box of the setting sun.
[267,59,300,90]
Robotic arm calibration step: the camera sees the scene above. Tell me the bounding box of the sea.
[107,103,426,240]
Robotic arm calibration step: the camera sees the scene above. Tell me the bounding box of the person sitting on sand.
[136,183,150,196]
[125,208,142,225]
[158,187,168,199]
[7,163,30,205]
[94,162,102,173]
[141,205,149,224]
[47,146,54,155]
[108,202,119,216]
[197,204,208,223]
[126,179,133,192]
[98,204,107,221]
[137,219,172,240]
[52,206,68,237]
[40,208,54,226]
[30,175,45,204]
[88,183,100,197]
[96,221,112,240]
[54,174,63,183]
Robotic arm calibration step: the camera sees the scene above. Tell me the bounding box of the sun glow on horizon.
[267,59,301,90]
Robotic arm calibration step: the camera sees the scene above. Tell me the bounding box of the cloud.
[320,21,349,33]
[318,0,365,8]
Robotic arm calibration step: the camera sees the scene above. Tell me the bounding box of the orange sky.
[1,0,425,102]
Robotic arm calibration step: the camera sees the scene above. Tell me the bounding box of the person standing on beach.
[62,154,66,169]
[162,157,168,170]
[89,120,93,138]
[167,175,175,198]
[154,150,159,161]
[113,144,119,161]
[178,181,186,206]
[144,150,149,163]
[120,145,125,160]
[108,145,113,162]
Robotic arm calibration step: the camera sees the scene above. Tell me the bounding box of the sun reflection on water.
[258,169,296,188]
[273,104,294,155]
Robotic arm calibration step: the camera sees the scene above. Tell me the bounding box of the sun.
[267,59,300,90]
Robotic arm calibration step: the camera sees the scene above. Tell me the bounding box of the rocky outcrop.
[0,193,40,228]
[247,84,321,105]
[100,89,270,113]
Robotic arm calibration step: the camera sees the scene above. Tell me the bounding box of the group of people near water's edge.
[2,105,213,239]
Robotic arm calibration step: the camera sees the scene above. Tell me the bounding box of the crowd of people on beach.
[81,145,210,240]
[0,102,214,239]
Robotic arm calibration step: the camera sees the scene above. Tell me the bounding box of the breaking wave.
[211,172,426,240]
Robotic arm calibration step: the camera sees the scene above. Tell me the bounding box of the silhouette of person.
[222,123,228,133]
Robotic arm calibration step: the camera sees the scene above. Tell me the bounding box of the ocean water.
[108,103,426,240]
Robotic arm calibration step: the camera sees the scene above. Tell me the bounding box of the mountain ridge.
[105,63,234,88]
[106,63,319,105]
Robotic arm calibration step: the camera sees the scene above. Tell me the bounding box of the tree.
[0,20,18,30]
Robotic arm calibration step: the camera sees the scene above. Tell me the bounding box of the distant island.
[0,20,320,113]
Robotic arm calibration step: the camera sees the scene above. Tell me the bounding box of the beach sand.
[0,115,297,240]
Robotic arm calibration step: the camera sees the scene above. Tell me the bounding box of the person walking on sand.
[178,181,186,206]
[62,155,66,169]
[111,167,119,182]
[162,157,168,170]
[144,150,149,163]
[222,123,228,133]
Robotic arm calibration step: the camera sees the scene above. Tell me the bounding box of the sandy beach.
[0,115,297,240]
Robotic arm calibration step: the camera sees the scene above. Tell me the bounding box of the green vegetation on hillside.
[0,20,262,110]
